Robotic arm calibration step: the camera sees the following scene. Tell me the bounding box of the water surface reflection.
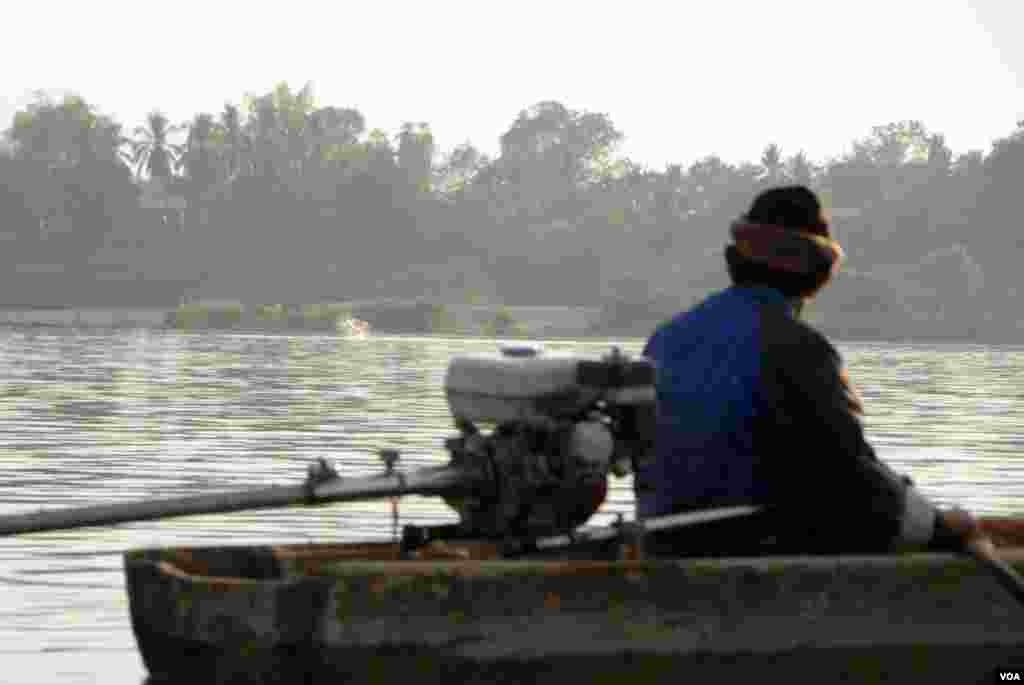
[0,330,1020,683]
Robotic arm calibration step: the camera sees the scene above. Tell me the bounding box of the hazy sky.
[1,0,1021,169]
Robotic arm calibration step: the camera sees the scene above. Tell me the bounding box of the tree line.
[2,83,1024,339]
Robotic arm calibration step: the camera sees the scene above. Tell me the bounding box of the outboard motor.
[439,346,655,539]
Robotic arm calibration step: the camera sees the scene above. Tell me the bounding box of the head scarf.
[730,221,845,278]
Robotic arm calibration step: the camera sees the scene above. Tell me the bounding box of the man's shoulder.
[759,305,840,367]
[644,290,730,354]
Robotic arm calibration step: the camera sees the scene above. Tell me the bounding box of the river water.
[0,329,1021,684]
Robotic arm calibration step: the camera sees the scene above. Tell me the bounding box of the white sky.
[1,0,1021,169]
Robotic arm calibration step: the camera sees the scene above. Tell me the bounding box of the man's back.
[638,285,781,518]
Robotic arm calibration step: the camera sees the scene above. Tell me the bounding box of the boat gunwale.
[122,515,1024,586]
[130,544,1024,587]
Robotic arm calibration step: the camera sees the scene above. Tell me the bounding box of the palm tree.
[306,106,365,165]
[179,113,221,187]
[131,111,183,181]
[787,151,816,186]
[926,134,953,176]
[220,103,249,180]
[283,85,313,179]
[396,121,434,192]
[87,117,133,167]
[245,92,287,181]
[437,143,484,198]
[760,144,784,184]
[654,163,684,219]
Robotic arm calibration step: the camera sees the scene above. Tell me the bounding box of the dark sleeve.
[760,312,940,551]
[642,327,660,360]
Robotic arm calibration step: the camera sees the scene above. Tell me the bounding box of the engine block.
[436,346,656,539]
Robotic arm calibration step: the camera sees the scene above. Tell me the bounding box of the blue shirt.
[636,284,932,553]
[638,286,794,518]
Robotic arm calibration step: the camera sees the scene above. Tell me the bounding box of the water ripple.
[0,331,1022,683]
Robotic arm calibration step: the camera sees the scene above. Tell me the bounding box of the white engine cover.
[444,348,653,424]
[445,351,597,424]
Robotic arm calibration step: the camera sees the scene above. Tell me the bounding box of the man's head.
[725,185,844,300]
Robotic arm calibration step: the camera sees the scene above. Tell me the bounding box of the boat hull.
[128,522,1024,684]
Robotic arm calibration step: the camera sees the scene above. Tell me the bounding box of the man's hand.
[940,507,997,556]
[942,507,1024,605]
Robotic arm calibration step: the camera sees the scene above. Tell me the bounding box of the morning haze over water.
[3,76,1024,341]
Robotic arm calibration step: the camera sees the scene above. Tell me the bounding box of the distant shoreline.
[0,303,1014,346]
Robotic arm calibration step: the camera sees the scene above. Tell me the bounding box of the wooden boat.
[128,516,1024,685]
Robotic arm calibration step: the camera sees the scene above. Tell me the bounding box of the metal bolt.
[307,457,338,483]
[378,449,401,543]
[379,449,399,473]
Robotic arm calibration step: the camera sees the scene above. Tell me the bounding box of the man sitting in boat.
[637,185,988,556]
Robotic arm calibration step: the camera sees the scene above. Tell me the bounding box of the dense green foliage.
[3,85,1024,338]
